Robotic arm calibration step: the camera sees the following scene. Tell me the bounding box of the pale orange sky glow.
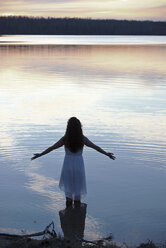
[0,0,166,21]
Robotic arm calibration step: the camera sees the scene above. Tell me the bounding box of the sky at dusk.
[0,0,166,21]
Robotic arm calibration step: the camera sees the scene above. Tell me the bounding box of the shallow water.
[0,35,166,245]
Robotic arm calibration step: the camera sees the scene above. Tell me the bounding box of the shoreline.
[0,225,165,248]
[0,234,164,248]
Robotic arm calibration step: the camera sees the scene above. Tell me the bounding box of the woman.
[31,117,115,205]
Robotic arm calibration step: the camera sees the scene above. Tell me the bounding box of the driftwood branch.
[0,221,56,239]
[0,223,118,248]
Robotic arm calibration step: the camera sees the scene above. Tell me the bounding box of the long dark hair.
[64,117,83,153]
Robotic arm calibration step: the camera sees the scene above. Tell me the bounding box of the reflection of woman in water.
[59,203,87,242]
[31,117,115,205]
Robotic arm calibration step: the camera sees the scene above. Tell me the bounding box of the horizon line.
[0,15,166,23]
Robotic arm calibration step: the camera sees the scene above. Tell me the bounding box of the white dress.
[59,146,87,200]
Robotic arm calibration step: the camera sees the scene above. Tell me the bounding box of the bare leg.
[74,200,81,205]
[74,196,81,206]
[66,197,72,206]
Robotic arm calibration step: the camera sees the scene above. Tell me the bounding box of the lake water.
[0,35,166,245]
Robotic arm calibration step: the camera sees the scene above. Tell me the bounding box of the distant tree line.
[0,16,166,35]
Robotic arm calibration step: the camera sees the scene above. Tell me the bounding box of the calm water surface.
[0,35,166,245]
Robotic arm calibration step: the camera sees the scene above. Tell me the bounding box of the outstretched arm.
[31,137,64,160]
[83,136,116,160]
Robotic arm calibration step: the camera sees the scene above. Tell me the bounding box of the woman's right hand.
[31,153,41,160]
[107,153,116,160]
